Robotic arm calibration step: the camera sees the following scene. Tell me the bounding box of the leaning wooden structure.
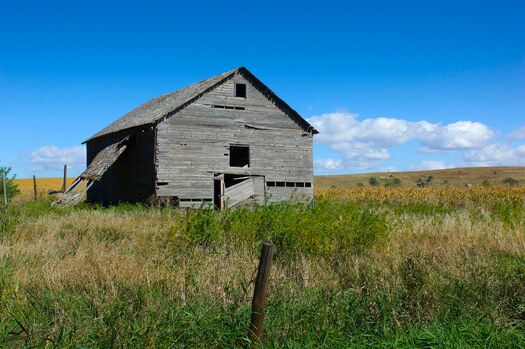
[67,67,317,208]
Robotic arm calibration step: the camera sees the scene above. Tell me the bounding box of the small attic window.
[235,83,246,98]
[230,145,250,167]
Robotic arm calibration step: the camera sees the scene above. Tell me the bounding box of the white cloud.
[508,125,525,141]
[308,111,496,170]
[463,143,525,166]
[309,112,495,150]
[331,141,389,169]
[29,145,85,173]
[310,112,410,147]
[418,121,496,151]
[406,160,454,171]
[314,159,344,171]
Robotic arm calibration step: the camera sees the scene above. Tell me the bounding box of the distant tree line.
[363,174,522,189]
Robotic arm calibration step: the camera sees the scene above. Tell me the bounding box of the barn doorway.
[213,178,224,209]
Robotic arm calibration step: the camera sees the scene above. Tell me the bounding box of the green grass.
[2,277,524,348]
[1,192,525,347]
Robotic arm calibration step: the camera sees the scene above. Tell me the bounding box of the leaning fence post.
[62,164,67,193]
[33,175,37,200]
[248,242,275,345]
[2,172,7,208]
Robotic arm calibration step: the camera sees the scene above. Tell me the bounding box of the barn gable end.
[155,71,314,206]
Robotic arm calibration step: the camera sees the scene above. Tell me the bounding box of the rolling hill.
[314,166,525,188]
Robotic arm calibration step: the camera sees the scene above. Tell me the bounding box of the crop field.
[1,187,525,347]
[13,178,78,199]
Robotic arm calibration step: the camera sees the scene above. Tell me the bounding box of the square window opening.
[235,83,246,98]
[229,145,250,167]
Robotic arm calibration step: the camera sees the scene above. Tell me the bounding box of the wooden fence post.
[2,172,7,208]
[33,175,38,200]
[62,164,67,193]
[248,242,275,345]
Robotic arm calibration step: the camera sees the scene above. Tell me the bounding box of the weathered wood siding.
[155,73,313,203]
[86,127,156,205]
[266,187,311,203]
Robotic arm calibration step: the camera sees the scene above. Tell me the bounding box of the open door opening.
[213,179,224,209]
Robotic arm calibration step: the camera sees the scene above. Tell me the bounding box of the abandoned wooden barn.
[78,67,317,208]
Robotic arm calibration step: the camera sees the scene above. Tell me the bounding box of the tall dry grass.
[3,206,523,295]
[1,188,525,347]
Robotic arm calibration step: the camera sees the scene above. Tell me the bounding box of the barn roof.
[84,67,318,143]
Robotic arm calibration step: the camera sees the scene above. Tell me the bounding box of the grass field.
[1,186,524,347]
[315,166,525,188]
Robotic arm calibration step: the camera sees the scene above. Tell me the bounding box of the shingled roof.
[85,67,317,143]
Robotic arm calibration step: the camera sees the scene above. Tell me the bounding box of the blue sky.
[1,0,524,178]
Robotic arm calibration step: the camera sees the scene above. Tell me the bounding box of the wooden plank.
[224,179,255,207]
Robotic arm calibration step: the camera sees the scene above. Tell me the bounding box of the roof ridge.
[84,67,317,143]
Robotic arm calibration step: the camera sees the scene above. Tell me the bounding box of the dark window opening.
[180,198,212,202]
[266,181,312,188]
[211,105,245,110]
[235,83,246,98]
[230,145,250,167]
[157,181,169,186]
